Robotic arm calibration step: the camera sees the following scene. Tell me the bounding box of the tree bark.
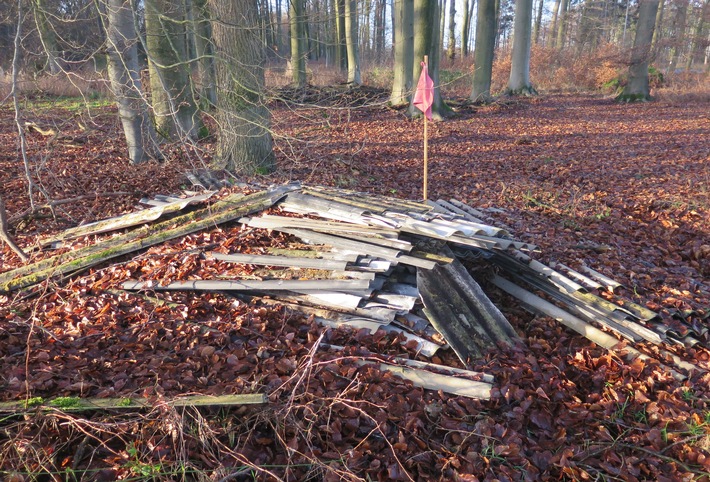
[548,0,561,46]
[668,0,688,72]
[190,0,217,108]
[103,0,161,164]
[410,0,448,118]
[685,0,709,71]
[461,0,471,57]
[344,0,361,84]
[289,0,307,87]
[374,0,386,59]
[145,0,201,139]
[335,0,347,72]
[447,0,456,59]
[555,0,568,49]
[209,0,275,174]
[652,0,665,53]
[471,0,496,101]
[390,0,414,106]
[32,0,60,74]
[534,0,544,44]
[507,0,536,94]
[618,0,660,101]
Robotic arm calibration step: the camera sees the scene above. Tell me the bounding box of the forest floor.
[0,91,709,480]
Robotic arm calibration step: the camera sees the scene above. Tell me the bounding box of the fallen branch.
[0,393,266,413]
[0,193,29,262]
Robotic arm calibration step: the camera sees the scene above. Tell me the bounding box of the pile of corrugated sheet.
[118,185,702,378]
[2,183,703,396]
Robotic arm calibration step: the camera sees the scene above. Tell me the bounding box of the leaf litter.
[0,92,709,480]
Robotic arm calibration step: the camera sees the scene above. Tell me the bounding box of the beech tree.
[390,0,414,106]
[409,0,448,118]
[209,0,275,174]
[471,0,497,101]
[668,0,689,72]
[32,0,60,74]
[460,0,476,57]
[556,0,568,48]
[344,0,361,84]
[190,0,217,107]
[144,0,201,139]
[334,0,348,72]
[618,0,660,101]
[506,0,536,94]
[447,0,456,59]
[290,0,307,87]
[102,0,161,164]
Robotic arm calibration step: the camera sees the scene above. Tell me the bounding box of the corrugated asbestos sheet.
[17,182,698,379]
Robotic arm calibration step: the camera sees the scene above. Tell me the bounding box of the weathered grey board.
[418,248,519,366]
[208,252,349,270]
[429,199,486,224]
[256,297,391,325]
[299,188,431,215]
[370,292,418,311]
[265,247,360,262]
[289,290,364,309]
[41,191,217,246]
[379,325,444,356]
[0,188,291,293]
[0,393,266,413]
[322,343,495,383]
[280,228,438,269]
[354,361,492,399]
[258,293,398,322]
[122,278,372,292]
[244,214,401,238]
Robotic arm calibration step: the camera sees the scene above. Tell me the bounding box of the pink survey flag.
[413,61,434,120]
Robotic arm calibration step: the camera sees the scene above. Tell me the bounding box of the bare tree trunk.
[555,0,568,49]
[618,0,660,101]
[507,0,536,94]
[276,0,283,52]
[685,0,709,71]
[335,0,347,72]
[548,0,561,45]
[461,0,475,57]
[447,0,456,59]
[471,0,496,101]
[209,0,275,174]
[32,0,60,74]
[668,0,688,72]
[103,0,161,164]
[345,0,361,84]
[390,0,414,106]
[494,0,501,47]
[409,0,448,118]
[290,0,307,86]
[534,0,544,44]
[652,0,665,54]
[145,0,201,139]
[440,0,447,54]
[374,0,386,59]
[191,0,217,108]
